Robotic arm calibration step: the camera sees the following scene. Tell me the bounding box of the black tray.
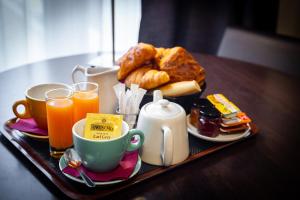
[1,118,258,199]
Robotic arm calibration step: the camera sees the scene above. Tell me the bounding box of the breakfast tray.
[1,118,258,199]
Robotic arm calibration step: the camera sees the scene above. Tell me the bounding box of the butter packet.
[84,113,123,140]
[207,94,240,118]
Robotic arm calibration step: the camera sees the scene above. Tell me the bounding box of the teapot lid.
[144,99,183,118]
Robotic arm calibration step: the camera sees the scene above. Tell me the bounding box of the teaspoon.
[63,148,96,187]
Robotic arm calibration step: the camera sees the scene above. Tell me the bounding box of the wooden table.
[0,53,299,199]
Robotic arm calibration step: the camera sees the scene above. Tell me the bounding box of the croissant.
[158,47,205,83]
[140,69,170,89]
[124,66,152,87]
[117,43,156,81]
[125,67,170,90]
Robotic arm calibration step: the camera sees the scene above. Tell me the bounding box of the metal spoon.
[63,148,96,187]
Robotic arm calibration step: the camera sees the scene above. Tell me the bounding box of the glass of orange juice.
[45,88,74,158]
[72,82,99,123]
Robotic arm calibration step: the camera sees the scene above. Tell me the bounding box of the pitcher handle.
[72,65,86,83]
[161,126,173,166]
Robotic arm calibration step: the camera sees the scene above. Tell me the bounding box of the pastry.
[154,47,169,65]
[117,43,156,81]
[157,47,205,83]
[124,66,153,87]
[125,66,170,89]
[158,80,201,97]
[118,44,206,91]
[140,69,170,89]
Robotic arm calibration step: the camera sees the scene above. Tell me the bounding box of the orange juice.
[73,91,99,123]
[46,99,74,155]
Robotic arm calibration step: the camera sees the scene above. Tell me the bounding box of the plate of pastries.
[117,43,206,112]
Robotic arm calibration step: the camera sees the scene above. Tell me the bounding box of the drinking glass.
[45,88,74,158]
[72,82,99,123]
[116,108,139,130]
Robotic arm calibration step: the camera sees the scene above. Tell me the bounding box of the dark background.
[139,0,298,54]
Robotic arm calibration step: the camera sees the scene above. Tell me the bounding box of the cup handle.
[126,129,144,152]
[161,126,173,166]
[72,65,86,83]
[12,100,31,119]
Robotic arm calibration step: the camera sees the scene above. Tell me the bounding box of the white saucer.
[187,114,251,142]
[59,155,141,186]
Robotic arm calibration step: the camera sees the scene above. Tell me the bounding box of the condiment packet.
[207,94,240,118]
[113,83,146,115]
[221,112,251,126]
[84,113,123,140]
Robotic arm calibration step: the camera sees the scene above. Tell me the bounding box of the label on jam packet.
[84,113,123,140]
[221,112,251,126]
[207,94,240,118]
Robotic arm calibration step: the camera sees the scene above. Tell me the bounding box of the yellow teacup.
[12,83,70,130]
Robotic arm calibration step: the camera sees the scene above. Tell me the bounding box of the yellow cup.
[12,83,70,130]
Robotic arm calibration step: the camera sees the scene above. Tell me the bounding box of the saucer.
[16,130,48,140]
[59,155,142,186]
[187,115,251,142]
[5,118,48,140]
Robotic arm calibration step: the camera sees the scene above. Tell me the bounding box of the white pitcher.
[136,91,189,166]
[72,65,119,114]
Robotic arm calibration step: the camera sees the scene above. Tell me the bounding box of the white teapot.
[136,91,189,166]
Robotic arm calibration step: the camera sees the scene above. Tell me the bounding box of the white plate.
[187,114,251,142]
[59,155,141,186]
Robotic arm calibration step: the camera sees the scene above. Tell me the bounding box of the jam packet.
[84,113,123,140]
[221,112,251,126]
[207,94,240,118]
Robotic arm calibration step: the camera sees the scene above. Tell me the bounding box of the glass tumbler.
[116,109,138,130]
[45,88,74,158]
[72,82,99,123]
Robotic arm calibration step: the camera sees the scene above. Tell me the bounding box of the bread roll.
[158,80,201,97]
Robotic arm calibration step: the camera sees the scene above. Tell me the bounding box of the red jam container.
[190,98,213,127]
[198,106,221,137]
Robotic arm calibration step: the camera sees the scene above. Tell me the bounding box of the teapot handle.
[161,126,173,166]
[72,65,86,83]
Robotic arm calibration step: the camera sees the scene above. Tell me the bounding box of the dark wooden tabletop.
[0,53,299,200]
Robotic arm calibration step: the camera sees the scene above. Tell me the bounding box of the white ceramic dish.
[187,114,251,142]
[59,155,141,186]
